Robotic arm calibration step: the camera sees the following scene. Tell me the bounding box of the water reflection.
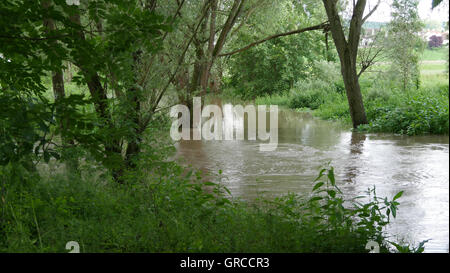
[175,108,449,252]
[343,132,366,183]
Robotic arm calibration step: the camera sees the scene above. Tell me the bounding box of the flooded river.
[175,108,449,253]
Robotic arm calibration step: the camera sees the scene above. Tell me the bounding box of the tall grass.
[0,152,416,253]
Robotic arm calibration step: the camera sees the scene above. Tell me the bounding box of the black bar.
[0,253,448,272]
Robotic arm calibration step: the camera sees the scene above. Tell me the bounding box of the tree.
[0,0,174,182]
[387,0,424,92]
[225,0,332,98]
[429,35,444,48]
[321,0,381,128]
[165,0,329,119]
[431,0,449,74]
[180,0,251,100]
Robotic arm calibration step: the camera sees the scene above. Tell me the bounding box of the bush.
[366,91,449,135]
[288,76,449,136]
[244,67,448,136]
[288,80,341,110]
[289,91,323,110]
[255,93,291,107]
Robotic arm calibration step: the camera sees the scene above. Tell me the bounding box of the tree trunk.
[322,0,368,128]
[42,1,66,122]
[200,0,218,93]
[124,50,143,170]
[43,0,80,172]
[340,48,368,127]
[70,8,125,182]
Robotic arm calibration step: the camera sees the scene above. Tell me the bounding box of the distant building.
[360,27,388,47]
[361,28,380,46]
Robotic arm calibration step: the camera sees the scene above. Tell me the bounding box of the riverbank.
[0,160,406,253]
[247,73,449,135]
[1,116,425,254]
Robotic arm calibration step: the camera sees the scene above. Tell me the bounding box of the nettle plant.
[311,168,400,233]
[270,166,427,252]
[309,167,431,253]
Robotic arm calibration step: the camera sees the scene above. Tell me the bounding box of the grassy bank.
[252,65,449,135]
[421,47,449,61]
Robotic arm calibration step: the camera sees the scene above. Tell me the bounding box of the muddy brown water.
[175,107,449,253]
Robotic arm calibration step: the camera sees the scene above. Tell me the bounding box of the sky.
[366,0,449,23]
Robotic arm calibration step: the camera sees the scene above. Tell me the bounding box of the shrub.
[366,92,449,135]
[288,80,340,110]
[255,93,291,107]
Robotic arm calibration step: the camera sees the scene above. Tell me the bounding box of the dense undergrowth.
[0,128,417,253]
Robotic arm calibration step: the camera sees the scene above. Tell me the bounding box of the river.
[175,107,449,253]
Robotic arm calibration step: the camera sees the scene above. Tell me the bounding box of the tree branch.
[362,0,381,23]
[218,22,329,57]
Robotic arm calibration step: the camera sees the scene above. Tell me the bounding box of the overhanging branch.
[218,22,329,57]
[362,0,381,23]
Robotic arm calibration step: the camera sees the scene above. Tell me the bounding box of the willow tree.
[321,0,380,128]
[0,0,178,182]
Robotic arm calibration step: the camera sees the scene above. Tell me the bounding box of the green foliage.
[0,0,441,254]
[254,61,343,110]
[254,93,291,107]
[432,0,444,8]
[227,35,327,99]
[224,1,332,99]
[323,79,449,135]
[386,0,425,91]
[288,80,341,110]
[362,88,449,135]
[0,157,409,252]
[0,91,52,166]
[390,239,429,253]
[0,0,171,175]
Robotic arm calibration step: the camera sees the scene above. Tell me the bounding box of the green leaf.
[43,151,50,163]
[223,186,232,196]
[390,204,397,218]
[313,182,324,192]
[432,0,443,9]
[416,239,430,253]
[309,196,323,202]
[393,191,404,201]
[327,167,335,186]
[327,190,336,198]
[314,168,327,182]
